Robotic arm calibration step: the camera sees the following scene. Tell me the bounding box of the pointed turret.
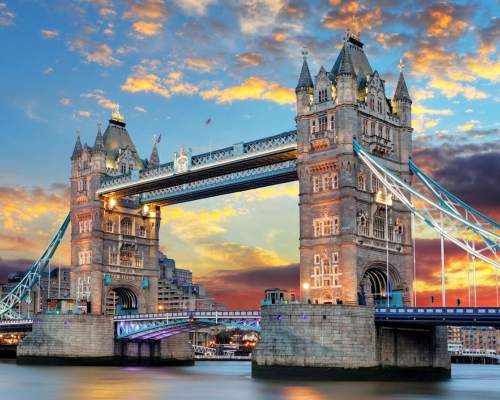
[337,46,356,76]
[296,51,314,92]
[392,59,412,127]
[393,70,411,102]
[296,49,314,115]
[93,123,104,152]
[71,130,82,160]
[149,143,160,168]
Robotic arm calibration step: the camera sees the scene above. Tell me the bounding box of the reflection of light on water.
[282,386,326,400]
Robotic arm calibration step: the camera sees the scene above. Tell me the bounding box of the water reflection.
[1,361,499,400]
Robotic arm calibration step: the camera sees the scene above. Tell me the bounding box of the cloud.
[428,78,488,100]
[236,52,263,67]
[175,0,217,16]
[81,89,118,110]
[123,0,168,20]
[43,66,54,75]
[456,120,479,132]
[121,64,199,98]
[162,205,245,240]
[134,106,147,112]
[41,29,59,39]
[0,2,15,26]
[200,76,294,105]
[78,110,91,117]
[375,32,405,49]
[232,184,298,202]
[184,57,216,73]
[0,234,36,252]
[60,98,71,106]
[67,39,121,67]
[321,2,383,33]
[132,20,163,38]
[416,3,470,39]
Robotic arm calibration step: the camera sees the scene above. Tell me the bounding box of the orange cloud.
[236,52,263,67]
[425,4,469,39]
[321,3,382,33]
[175,0,216,16]
[81,89,118,110]
[68,39,121,67]
[428,79,488,100]
[123,0,168,20]
[200,76,294,105]
[132,20,163,38]
[375,32,404,49]
[121,66,170,97]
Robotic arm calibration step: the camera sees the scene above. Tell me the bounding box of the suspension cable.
[412,212,417,306]
[384,185,390,308]
[440,211,446,306]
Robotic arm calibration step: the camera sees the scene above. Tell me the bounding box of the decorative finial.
[76,129,80,138]
[343,28,350,43]
[111,104,124,123]
[301,47,308,60]
[97,122,102,130]
[152,134,162,145]
[398,58,405,73]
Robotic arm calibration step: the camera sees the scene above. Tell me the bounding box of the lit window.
[319,115,327,131]
[323,218,333,236]
[313,219,323,237]
[333,217,340,234]
[106,220,113,233]
[139,225,146,237]
[313,176,321,193]
[120,218,132,235]
[322,174,332,191]
[314,254,321,265]
[332,173,339,189]
[332,252,339,263]
[135,253,143,268]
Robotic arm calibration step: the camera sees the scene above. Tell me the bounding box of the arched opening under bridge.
[360,264,403,307]
[105,287,139,316]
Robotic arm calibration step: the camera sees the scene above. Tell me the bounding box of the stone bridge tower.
[70,109,160,315]
[296,33,414,306]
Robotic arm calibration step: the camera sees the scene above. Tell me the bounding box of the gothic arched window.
[358,174,366,191]
[120,218,132,235]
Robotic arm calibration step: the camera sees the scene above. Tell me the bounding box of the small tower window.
[319,115,327,132]
[358,174,366,191]
[318,89,328,103]
[369,97,375,111]
[120,218,132,235]
[330,115,335,131]
[106,220,113,233]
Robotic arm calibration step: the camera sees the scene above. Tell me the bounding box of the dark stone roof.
[71,135,82,160]
[102,119,144,169]
[296,57,314,91]
[393,71,411,102]
[331,37,373,88]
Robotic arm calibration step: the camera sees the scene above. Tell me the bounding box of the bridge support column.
[116,334,194,366]
[252,304,450,380]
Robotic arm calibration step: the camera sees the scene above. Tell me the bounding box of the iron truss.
[99,130,298,191]
[141,160,297,204]
[0,214,70,320]
[353,140,499,268]
[115,311,261,340]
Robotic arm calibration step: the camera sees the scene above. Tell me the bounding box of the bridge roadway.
[2,307,500,337]
[96,131,298,205]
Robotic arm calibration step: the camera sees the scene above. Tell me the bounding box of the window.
[77,179,87,192]
[135,252,143,268]
[373,211,385,239]
[333,216,340,234]
[313,176,321,193]
[330,115,335,131]
[318,88,328,103]
[332,252,339,263]
[377,99,382,113]
[371,121,376,135]
[109,247,118,265]
[78,250,92,265]
[358,174,365,191]
[106,220,113,233]
[323,278,331,287]
[322,258,331,274]
[311,120,316,133]
[372,175,381,193]
[78,217,92,233]
[120,218,132,235]
[138,225,146,237]
[319,115,327,131]
[362,119,368,135]
[322,174,332,191]
[332,173,339,189]
[385,126,391,141]
[314,254,321,265]
[378,124,383,137]
[313,217,338,237]
[121,164,127,174]
[369,97,374,111]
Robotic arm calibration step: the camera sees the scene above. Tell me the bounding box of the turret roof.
[296,56,314,91]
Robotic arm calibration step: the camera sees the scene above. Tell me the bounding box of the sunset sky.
[0,0,498,309]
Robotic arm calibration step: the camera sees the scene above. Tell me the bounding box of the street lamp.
[302,282,310,304]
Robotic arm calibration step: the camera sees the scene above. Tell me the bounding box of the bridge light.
[302,282,310,290]
[108,198,117,210]
[142,204,149,216]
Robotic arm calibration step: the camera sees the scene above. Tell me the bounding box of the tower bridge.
[1,31,498,379]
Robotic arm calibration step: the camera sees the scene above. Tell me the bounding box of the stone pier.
[252,304,450,380]
[16,314,193,366]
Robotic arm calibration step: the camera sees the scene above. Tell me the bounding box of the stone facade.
[296,32,414,306]
[70,112,160,315]
[253,304,451,380]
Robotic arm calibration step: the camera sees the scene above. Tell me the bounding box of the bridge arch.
[104,284,144,316]
[359,263,403,306]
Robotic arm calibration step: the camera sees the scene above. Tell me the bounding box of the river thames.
[1,361,499,400]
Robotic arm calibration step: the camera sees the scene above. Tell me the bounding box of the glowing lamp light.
[302,282,310,290]
[142,204,149,216]
[108,198,117,210]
